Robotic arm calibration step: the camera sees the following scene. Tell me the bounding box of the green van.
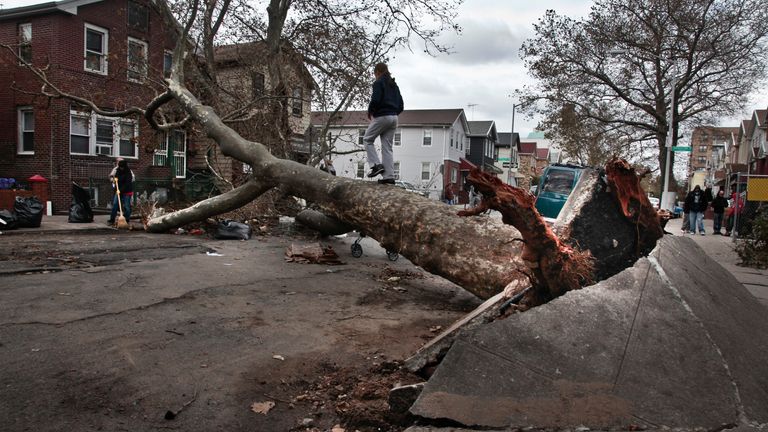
[534,164,584,221]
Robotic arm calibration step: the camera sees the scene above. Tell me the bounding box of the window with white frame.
[69,110,137,157]
[451,167,457,183]
[394,129,401,146]
[450,132,453,148]
[356,161,365,178]
[18,23,32,64]
[17,107,34,154]
[421,162,431,180]
[163,51,173,78]
[84,24,108,74]
[70,113,91,154]
[154,129,186,178]
[95,119,114,155]
[422,129,432,146]
[393,162,400,180]
[357,129,366,146]
[127,37,148,82]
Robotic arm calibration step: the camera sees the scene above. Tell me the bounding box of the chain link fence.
[731,174,768,239]
[88,176,219,211]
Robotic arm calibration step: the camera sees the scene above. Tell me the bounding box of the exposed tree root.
[604,157,664,255]
[458,169,594,310]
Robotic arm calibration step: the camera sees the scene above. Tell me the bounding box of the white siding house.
[311,109,470,200]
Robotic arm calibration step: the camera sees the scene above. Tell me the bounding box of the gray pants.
[363,115,398,180]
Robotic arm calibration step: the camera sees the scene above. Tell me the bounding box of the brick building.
[0,0,178,212]
[687,126,739,189]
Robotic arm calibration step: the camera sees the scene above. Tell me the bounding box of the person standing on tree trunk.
[363,63,404,184]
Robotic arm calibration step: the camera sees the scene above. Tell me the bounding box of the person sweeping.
[108,158,134,228]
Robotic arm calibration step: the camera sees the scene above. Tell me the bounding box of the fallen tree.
[3,0,664,302]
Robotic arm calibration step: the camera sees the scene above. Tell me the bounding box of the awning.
[459,157,477,171]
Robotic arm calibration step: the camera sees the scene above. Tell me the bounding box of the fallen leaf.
[429,325,442,333]
[272,355,285,361]
[250,401,275,415]
[331,425,345,432]
[387,276,401,282]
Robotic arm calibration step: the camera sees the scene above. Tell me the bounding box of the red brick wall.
[0,0,177,213]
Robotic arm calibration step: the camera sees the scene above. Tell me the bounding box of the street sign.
[671,146,692,152]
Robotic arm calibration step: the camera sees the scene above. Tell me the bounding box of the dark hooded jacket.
[367,74,404,118]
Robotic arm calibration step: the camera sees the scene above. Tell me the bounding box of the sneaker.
[377,178,395,184]
[367,164,385,178]
[700,232,705,236]
[106,220,115,226]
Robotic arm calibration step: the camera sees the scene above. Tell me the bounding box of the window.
[163,51,173,78]
[18,23,31,63]
[95,119,114,155]
[17,107,34,154]
[153,130,186,178]
[70,113,91,154]
[128,1,149,32]
[421,162,431,180]
[69,110,137,157]
[251,72,265,97]
[450,133,454,148]
[356,161,365,179]
[393,162,400,180]
[451,167,457,183]
[119,122,136,156]
[394,129,401,146]
[127,37,148,82]
[698,156,707,163]
[84,24,108,74]
[291,87,303,116]
[357,129,366,146]
[422,129,432,146]
[698,145,708,153]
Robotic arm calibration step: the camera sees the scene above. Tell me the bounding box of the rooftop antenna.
[467,103,478,120]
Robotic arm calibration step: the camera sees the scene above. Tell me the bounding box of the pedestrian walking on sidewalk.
[363,63,404,185]
[711,189,728,234]
[685,185,708,235]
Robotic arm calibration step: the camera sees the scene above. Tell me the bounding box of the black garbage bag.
[214,220,252,240]
[0,209,19,230]
[68,202,94,223]
[68,183,94,223]
[14,196,44,228]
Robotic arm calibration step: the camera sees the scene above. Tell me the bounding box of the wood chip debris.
[285,243,343,265]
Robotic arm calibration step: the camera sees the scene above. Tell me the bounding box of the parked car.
[534,164,584,221]
[648,196,660,209]
[395,181,429,197]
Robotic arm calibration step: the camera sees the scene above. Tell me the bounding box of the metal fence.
[731,174,768,240]
[88,176,219,211]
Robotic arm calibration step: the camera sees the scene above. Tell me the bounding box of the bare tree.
[519,0,768,195]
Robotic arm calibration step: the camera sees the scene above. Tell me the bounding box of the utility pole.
[661,79,677,211]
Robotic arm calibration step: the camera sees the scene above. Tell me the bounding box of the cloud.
[438,19,527,65]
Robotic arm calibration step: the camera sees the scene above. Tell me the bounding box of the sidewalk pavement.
[4,212,766,308]
[0,214,120,236]
[665,215,768,308]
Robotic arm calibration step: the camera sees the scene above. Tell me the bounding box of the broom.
[113,178,130,229]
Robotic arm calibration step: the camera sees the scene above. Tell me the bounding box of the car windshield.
[542,170,575,195]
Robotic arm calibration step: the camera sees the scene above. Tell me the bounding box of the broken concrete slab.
[404,292,505,373]
[409,235,768,429]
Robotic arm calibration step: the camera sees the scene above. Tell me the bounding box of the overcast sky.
[3,0,766,136]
